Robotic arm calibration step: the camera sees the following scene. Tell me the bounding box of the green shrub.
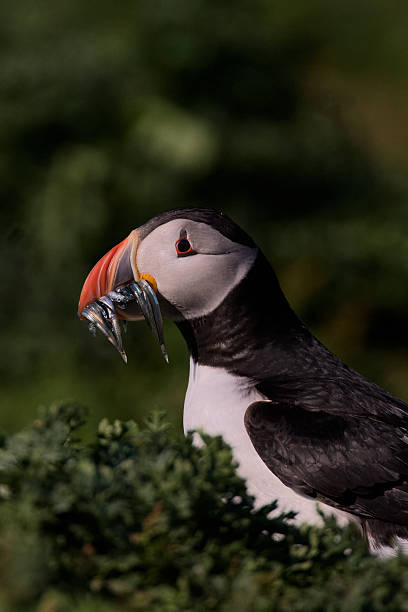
[0,404,408,611]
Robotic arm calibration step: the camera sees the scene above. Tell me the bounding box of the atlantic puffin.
[78,208,408,553]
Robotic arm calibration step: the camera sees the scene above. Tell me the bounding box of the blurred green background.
[2,0,408,435]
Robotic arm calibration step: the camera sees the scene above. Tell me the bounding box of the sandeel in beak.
[78,230,168,364]
[81,278,168,364]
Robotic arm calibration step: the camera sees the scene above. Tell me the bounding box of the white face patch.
[136,218,258,320]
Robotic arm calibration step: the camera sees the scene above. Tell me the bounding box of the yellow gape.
[139,273,158,294]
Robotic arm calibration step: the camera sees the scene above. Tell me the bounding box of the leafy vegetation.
[1,404,408,611]
[3,4,408,608]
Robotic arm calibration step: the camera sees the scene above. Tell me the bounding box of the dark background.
[2,0,408,434]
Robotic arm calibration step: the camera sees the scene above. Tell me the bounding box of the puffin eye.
[175,237,195,257]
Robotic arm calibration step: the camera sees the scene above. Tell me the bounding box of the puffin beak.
[78,230,168,363]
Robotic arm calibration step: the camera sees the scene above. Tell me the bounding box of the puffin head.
[78,208,259,361]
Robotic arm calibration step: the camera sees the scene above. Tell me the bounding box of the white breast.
[183,359,351,527]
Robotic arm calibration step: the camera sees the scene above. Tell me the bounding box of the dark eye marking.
[175,235,195,257]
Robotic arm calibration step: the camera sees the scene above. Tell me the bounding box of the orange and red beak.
[78,229,139,318]
[78,229,168,363]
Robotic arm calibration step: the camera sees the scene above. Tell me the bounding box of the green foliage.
[1,404,408,611]
[2,5,408,609]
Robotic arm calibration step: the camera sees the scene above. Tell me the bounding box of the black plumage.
[245,402,408,545]
[166,210,408,549]
[139,207,256,248]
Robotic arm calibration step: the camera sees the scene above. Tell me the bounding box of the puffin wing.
[244,399,408,524]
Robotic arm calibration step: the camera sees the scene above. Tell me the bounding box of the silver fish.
[81,279,168,363]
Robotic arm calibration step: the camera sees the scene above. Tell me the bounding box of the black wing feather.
[244,400,408,526]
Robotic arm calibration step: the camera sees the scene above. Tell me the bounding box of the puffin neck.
[175,252,309,379]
